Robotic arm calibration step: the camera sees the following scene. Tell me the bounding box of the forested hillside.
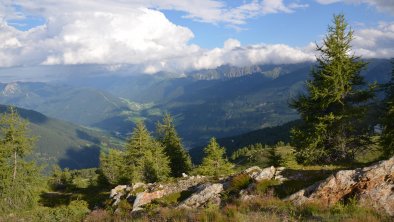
[0,105,122,170]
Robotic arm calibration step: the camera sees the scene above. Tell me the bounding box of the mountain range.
[0,58,392,168]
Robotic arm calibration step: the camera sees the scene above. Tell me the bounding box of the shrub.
[254,179,281,195]
[228,173,252,194]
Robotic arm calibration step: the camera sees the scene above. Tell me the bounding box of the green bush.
[254,179,281,195]
[228,173,252,194]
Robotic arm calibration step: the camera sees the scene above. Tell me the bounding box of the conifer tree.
[267,147,283,167]
[290,14,375,164]
[380,59,394,158]
[124,121,170,183]
[196,137,233,177]
[0,107,43,213]
[100,148,126,184]
[156,114,192,177]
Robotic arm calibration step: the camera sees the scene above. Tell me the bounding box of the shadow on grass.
[58,145,100,170]
[40,183,112,209]
[40,192,72,207]
[273,168,338,198]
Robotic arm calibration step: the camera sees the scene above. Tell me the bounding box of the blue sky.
[0,0,393,75]
[163,1,393,48]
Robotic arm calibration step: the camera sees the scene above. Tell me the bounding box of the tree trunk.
[13,151,17,182]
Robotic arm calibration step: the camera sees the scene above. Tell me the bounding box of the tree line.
[100,114,234,185]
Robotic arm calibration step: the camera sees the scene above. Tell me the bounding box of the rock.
[110,185,127,198]
[243,165,286,182]
[182,173,188,178]
[178,183,224,209]
[108,176,208,211]
[243,166,262,177]
[109,185,128,206]
[286,156,394,216]
[132,189,167,211]
[132,182,146,191]
[254,166,276,181]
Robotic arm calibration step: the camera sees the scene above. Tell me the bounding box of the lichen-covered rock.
[286,156,394,216]
[178,183,223,209]
[254,166,276,181]
[109,185,129,206]
[109,176,208,211]
[242,166,286,182]
[132,189,167,211]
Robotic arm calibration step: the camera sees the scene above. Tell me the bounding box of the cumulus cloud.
[2,0,391,75]
[315,0,394,15]
[3,0,307,26]
[138,39,315,73]
[0,6,199,68]
[353,22,394,58]
[0,0,314,73]
[184,41,315,70]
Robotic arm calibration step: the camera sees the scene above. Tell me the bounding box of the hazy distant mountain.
[187,63,310,80]
[0,82,136,133]
[0,105,122,170]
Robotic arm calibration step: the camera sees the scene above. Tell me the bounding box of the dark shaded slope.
[189,120,301,164]
[0,105,122,170]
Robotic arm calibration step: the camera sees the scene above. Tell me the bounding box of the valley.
[1,59,391,150]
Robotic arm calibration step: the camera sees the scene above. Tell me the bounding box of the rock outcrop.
[109,175,207,211]
[287,156,394,216]
[108,166,288,212]
[107,160,394,216]
[178,183,224,209]
[109,185,130,206]
[243,166,286,182]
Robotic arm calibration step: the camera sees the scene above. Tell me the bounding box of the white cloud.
[3,0,307,27]
[0,7,200,68]
[353,22,394,58]
[2,0,392,75]
[0,0,314,73]
[146,40,315,72]
[316,0,394,14]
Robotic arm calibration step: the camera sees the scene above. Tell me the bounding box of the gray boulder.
[287,156,394,216]
[178,183,223,209]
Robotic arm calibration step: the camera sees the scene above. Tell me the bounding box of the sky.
[0,0,393,77]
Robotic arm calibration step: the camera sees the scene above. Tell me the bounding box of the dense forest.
[0,14,393,221]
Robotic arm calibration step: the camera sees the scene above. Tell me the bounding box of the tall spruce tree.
[0,107,43,213]
[290,14,375,164]
[125,121,170,183]
[156,114,192,177]
[196,137,233,177]
[100,148,126,184]
[380,59,394,158]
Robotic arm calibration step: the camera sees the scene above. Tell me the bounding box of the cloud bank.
[315,0,394,15]
[0,1,314,73]
[0,0,392,75]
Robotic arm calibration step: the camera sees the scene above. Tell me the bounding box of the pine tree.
[124,121,170,183]
[100,148,126,184]
[156,114,192,177]
[0,107,43,213]
[290,14,375,164]
[267,147,282,167]
[196,137,233,177]
[380,59,394,158]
